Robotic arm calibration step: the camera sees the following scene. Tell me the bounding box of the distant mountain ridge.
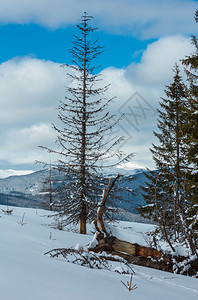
[0,169,149,221]
[0,170,49,195]
[0,169,49,208]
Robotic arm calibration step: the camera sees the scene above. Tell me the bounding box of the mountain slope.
[0,169,149,220]
[0,205,197,300]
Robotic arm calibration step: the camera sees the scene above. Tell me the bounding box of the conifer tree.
[139,65,189,251]
[41,13,131,234]
[181,10,198,246]
[140,11,198,255]
[40,166,58,211]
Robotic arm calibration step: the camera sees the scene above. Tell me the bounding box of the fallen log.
[89,174,167,261]
[88,175,198,276]
[88,234,169,262]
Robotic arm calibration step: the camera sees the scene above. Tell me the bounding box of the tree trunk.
[80,219,86,234]
[89,175,171,262]
[80,202,87,234]
[79,25,87,235]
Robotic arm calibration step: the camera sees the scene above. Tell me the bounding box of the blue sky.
[0,0,197,177]
[0,23,151,68]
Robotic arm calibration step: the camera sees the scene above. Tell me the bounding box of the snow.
[0,205,198,300]
[88,232,98,248]
[109,221,156,247]
[74,243,84,251]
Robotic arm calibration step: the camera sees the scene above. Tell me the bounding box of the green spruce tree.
[139,65,189,252]
[181,10,198,249]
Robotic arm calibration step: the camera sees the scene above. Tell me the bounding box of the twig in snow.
[121,273,138,291]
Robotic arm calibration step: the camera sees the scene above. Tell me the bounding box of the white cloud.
[0,57,66,128]
[0,34,194,171]
[126,35,194,85]
[0,0,196,38]
[100,35,194,169]
[102,35,194,111]
[117,162,146,170]
[5,124,55,150]
[0,123,58,166]
[0,169,34,178]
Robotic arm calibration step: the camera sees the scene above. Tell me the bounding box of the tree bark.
[80,219,86,234]
[96,174,120,234]
[89,174,171,263]
[79,22,87,234]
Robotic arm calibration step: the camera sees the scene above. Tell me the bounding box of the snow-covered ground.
[0,205,197,300]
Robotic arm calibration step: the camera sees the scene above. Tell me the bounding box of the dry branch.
[96,174,120,234]
[89,174,174,268]
[44,247,134,274]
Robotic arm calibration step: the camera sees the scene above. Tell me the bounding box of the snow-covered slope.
[0,169,51,209]
[0,205,197,300]
[0,169,48,194]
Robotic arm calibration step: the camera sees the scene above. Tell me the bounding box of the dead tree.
[90,174,137,257]
[40,166,54,211]
[89,175,172,262]
[40,13,132,234]
[1,195,13,215]
[44,175,198,276]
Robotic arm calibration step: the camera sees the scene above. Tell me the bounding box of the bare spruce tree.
[42,13,131,234]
